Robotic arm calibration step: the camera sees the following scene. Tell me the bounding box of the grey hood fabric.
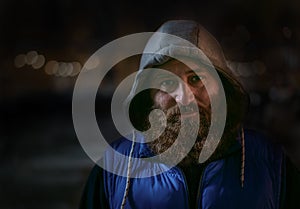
[125,20,248,129]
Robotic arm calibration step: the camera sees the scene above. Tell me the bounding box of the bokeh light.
[65,63,74,77]
[58,62,68,77]
[26,50,38,65]
[14,54,27,68]
[70,62,82,76]
[32,55,46,69]
[45,60,59,75]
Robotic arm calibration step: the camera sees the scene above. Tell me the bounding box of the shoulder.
[104,132,151,158]
[109,135,134,155]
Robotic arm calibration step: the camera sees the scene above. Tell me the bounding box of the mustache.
[165,103,198,117]
[159,103,211,125]
[150,102,200,119]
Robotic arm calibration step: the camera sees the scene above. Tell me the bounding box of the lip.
[180,111,199,119]
[176,104,198,118]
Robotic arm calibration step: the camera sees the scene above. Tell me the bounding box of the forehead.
[153,58,213,76]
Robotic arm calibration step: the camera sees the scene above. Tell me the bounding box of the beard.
[145,104,211,167]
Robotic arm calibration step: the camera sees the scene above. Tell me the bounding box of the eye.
[160,79,177,92]
[189,75,204,84]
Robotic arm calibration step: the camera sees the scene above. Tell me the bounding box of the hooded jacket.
[80,130,284,209]
[80,20,285,209]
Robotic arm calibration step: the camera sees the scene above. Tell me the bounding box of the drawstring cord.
[241,127,245,188]
[120,127,245,208]
[121,130,136,209]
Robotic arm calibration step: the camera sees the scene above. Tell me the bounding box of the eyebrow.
[186,64,214,74]
[153,72,174,78]
[186,68,203,74]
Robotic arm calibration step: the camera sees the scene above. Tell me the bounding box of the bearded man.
[79,20,287,209]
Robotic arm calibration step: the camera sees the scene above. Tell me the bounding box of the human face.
[150,59,220,119]
[147,58,221,165]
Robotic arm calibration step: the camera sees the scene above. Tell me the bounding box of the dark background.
[1,0,300,208]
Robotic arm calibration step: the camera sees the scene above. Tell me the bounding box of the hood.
[125,20,249,131]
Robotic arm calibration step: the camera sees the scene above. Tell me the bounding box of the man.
[79,20,287,209]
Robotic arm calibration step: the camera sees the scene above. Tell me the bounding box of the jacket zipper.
[176,167,191,209]
[176,165,207,209]
[196,165,207,209]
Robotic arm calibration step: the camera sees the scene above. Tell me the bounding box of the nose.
[174,82,195,106]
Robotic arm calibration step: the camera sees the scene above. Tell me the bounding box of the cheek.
[153,91,175,110]
[193,88,210,106]
[193,84,219,108]
[206,81,220,102]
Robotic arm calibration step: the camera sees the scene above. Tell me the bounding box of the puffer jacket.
[80,129,284,209]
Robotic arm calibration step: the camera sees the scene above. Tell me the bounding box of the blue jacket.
[80,129,285,209]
